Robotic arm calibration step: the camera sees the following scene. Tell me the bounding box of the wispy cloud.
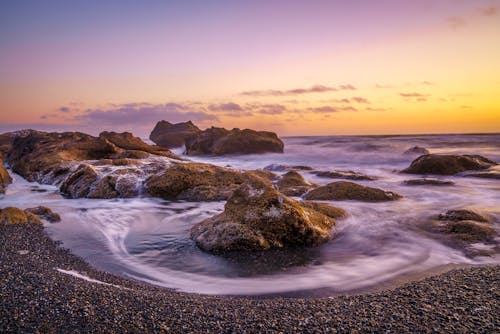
[240,84,356,97]
[446,16,466,28]
[399,92,428,98]
[308,106,358,113]
[479,7,497,16]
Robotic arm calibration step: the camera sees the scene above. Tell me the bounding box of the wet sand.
[1,221,498,333]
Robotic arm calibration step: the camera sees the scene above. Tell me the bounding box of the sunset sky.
[1,0,499,137]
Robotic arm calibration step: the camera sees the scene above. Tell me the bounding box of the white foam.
[56,268,129,290]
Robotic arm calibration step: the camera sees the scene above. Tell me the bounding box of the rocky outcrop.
[0,207,42,225]
[402,154,496,175]
[312,170,376,181]
[299,201,347,220]
[304,181,401,202]
[25,206,61,223]
[59,164,99,198]
[276,171,316,196]
[190,184,336,253]
[403,178,455,186]
[149,120,201,148]
[185,127,284,156]
[404,146,429,155]
[99,131,177,158]
[0,154,12,194]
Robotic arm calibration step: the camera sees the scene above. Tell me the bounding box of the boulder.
[149,120,201,148]
[185,127,284,155]
[0,207,42,225]
[312,170,376,181]
[59,164,99,198]
[404,146,430,155]
[0,154,12,194]
[438,209,489,223]
[299,201,347,219]
[402,154,496,175]
[276,171,316,196]
[25,206,61,223]
[425,220,496,244]
[403,178,455,186]
[190,184,336,253]
[304,181,401,202]
[99,131,177,158]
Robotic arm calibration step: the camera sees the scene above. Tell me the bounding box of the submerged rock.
[185,127,284,155]
[276,171,316,196]
[190,184,336,253]
[0,154,12,194]
[402,154,496,175]
[438,210,489,223]
[404,146,430,155]
[0,207,42,225]
[25,206,61,223]
[312,170,376,181]
[304,181,401,202]
[403,178,455,186]
[149,120,201,148]
[263,164,313,172]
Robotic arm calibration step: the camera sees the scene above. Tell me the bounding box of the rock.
[145,162,270,201]
[312,170,376,181]
[185,127,284,155]
[438,210,489,223]
[403,178,455,186]
[304,181,401,202]
[0,154,12,194]
[247,170,278,182]
[463,171,500,180]
[59,164,99,198]
[299,201,347,219]
[402,154,496,175]
[276,171,316,196]
[99,131,177,158]
[263,164,313,172]
[149,120,201,148]
[425,220,496,244]
[404,146,430,155]
[25,206,61,223]
[190,184,336,253]
[0,207,42,225]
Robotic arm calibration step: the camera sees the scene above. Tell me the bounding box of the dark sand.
[1,222,498,333]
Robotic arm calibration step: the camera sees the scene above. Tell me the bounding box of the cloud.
[255,104,287,115]
[208,102,243,112]
[240,84,356,97]
[308,106,358,113]
[59,106,71,113]
[446,16,466,28]
[351,97,370,104]
[479,7,497,16]
[399,92,427,98]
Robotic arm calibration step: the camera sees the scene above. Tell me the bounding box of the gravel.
[1,222,498,333]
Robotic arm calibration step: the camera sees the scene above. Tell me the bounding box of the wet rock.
[59,164,99,198]
[312,170,376,181]
[304,181,401,202]
[0,154,12,193]
[438,210,489,223]
[25,206,61,223]
[190,184,336,253]
[463,170,500,180]
[402,154,496,175]
[0,207,42,225]
[263,164,313,172]
[145,162,270,201]
[99,131,177,158]
[247,169,278,182]
[425,220,496,244]
[404,146,430,155]
[149,120,201,148]
[185,127,284,155]
[276,171,316,196]
[299,201,347,219]
[403,178,455,186]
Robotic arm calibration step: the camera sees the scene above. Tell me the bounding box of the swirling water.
[1,134,499,295]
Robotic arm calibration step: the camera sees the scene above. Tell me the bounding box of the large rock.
[185,127,284,155]
[99,131,177,158]
[299,201,347,219]
[276,171,316,196]
[0,154,12,194]
[438,210,489,223]
[0,207,42,225]
[59,164,99,198]
[149,120,201,148]
[145,162,270,201]
[402,154,496,175]
[190,184,336,253]
[304,181,401,202]
[25,206,61,223]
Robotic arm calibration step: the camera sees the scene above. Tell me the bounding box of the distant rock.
[0,207,42,225]
[190,184,336,253]
[402,154,496,175]
[149,120,201,148]
[185,127,284,155]
[312,170,376,181]
[25,206,61,223]
[404,146,430,155]
[304,181,401,202]
[0,153,12,194]
[403,178,455,186]
[276,171,316,196]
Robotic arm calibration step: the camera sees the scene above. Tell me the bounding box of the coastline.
[1,221,498,333]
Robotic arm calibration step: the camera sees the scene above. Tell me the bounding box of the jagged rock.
[404,146,430,155]
[276,171,316,196]
[403,178,455,186]
[59,164,99,198]
[190,184,336,253]
[0,207,42,225]
[149,120,201,148]
[99,131,177,158]
[304,181,401,202]
[312,170,376,181]
[402,154,496,175]
[25,206,61,223]
[185,127,284,155]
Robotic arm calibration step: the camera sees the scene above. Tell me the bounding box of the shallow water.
[1,134,499,295]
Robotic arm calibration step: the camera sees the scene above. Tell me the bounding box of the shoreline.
[1,221,498,333]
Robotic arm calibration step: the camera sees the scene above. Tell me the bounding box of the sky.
[1,0,499,137]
